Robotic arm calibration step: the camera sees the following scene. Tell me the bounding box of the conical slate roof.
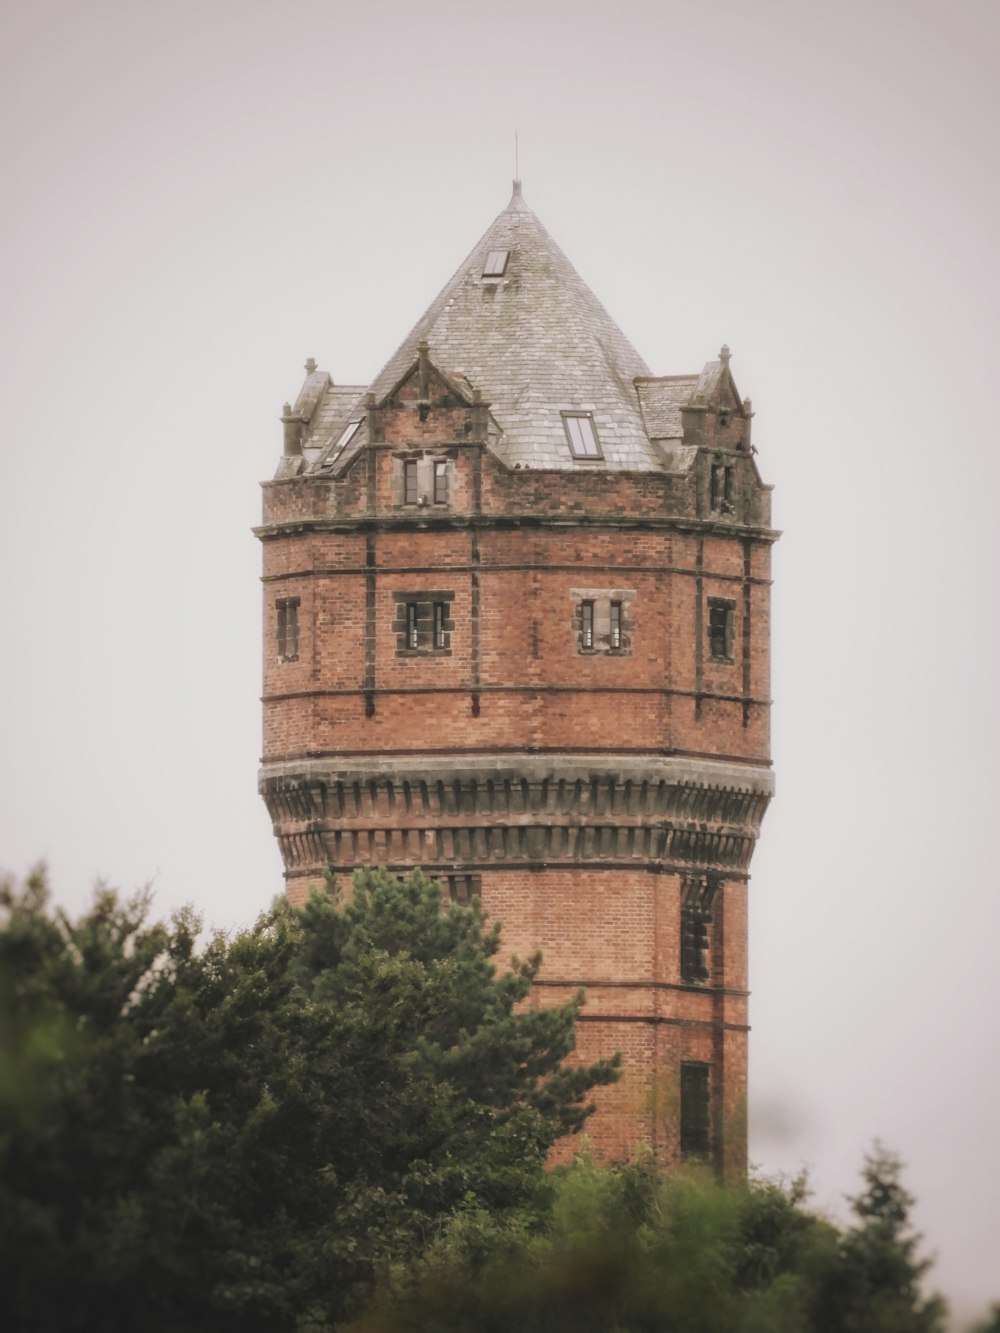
[369,182,659,471]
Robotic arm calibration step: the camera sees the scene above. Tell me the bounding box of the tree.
[350,1154,952,1333]
[809,1144,947,1333]
[0,867,618,1332]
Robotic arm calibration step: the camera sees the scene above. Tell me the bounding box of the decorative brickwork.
[257,185,776,1180]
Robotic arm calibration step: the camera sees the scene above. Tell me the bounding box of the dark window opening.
[609,600,623,649]
[394,593,454,655]
[680,1063,711,1158]
[680,875,719,984]
[483,249,509,276]
[433,460,448,505]
[710,462,735,514]
[276,597,300,661]
[580,600,595,649]
[404,459,419,505]
[708,599,735,661]
[563,412,602,459]
[445,873,481,906]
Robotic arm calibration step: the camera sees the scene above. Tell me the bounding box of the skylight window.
[319,420,361,469]
[330,419,361,458]
[562,412,602,459]
[483,250,509,277]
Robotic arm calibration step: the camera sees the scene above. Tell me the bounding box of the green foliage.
[350,1154,950,1333]
[0,867,617,1332]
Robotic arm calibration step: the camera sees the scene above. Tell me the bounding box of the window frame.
[562,411,603,460]
[483,249,509,277]
[403,459,419,505]
[580,599,595,650]
[707,598,736,662]
[679,1062,711,1159]
[710,461,735,514]
[276,596,300,662]
[406,602,419,650]
[609,600,623,650]
[433,459,448,505]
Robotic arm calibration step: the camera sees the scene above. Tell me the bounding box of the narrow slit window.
[276,597,300,662]
[710,462,735,513]
[483,249,509,276]
[406,602,419,650]
[680,1063,711,1158]
[433,602,446,649]
[433,460,448,505]
[610,601,623,649]
[708,599,735,661]
[580,600,595,649]
[404,459,418,505]
[563,412,602,459]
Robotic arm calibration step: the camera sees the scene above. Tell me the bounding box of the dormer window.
[562,412,602,459]
[483,249,509,277]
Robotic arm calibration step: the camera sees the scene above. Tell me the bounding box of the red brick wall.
[259,373,772,1176]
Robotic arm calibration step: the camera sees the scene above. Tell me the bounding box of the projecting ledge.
[259,753,774,797]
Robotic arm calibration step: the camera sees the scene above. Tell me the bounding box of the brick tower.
[256,182,776,1178]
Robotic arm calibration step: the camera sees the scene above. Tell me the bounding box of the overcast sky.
[2,0,998,1323]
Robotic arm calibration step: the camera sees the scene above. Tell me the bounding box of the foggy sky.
[1,0,997,1324]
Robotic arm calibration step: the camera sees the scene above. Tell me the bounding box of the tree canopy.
[0,867,617,1332]
[353,1149,948,1333]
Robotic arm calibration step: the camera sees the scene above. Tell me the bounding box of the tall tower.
[256,183,776,1177]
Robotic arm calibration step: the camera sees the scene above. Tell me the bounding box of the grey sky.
[1,0,997,1323]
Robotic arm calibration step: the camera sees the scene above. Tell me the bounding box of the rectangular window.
[707,599,735,661]
[433,460,448,505]
[395,592,454,655]
[609,601,623,649]
[563,412,602,459]
[276,597,300,661]
[404,459,418,505]
[446,873,482,906]
[680,1063,710,1158]
[332,419,361,457]
[680,908,710,982]
[580,600,595,649]
[710,463,735,513]
[483,249,509,276]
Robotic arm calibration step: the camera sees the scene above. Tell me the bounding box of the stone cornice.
[253,513,781,543]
